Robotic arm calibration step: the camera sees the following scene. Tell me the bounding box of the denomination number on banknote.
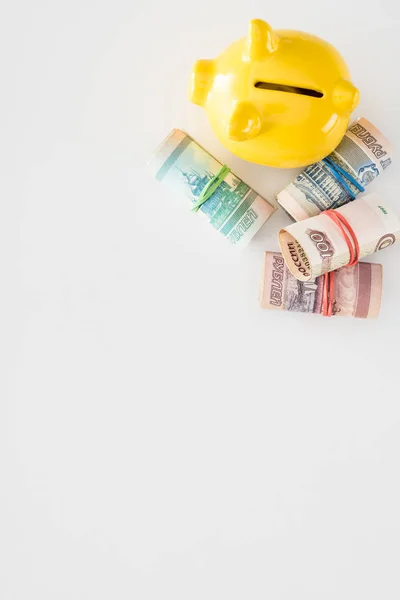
[375,233,396,251]
[307,229,335,258]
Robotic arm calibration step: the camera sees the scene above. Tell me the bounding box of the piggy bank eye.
[254,81,324,98]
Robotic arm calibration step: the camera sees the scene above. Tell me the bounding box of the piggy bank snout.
[332,79,360,115]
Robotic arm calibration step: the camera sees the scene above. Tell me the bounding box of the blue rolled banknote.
[277,117,392,221]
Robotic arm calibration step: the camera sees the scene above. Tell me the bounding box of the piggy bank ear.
[243,19,280,61]
[227,101,262,141]
[189,59,215,106]
[333,80,360,115]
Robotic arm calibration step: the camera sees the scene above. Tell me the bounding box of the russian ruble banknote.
[260,251,382,318]
[277,118,392,221]
[149,129,275,247]
[279,193,400,280]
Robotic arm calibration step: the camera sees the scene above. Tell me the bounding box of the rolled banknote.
[278,193,400,281]
[277,117,392,221]
[260,251,382,318]
[148,129,275,247]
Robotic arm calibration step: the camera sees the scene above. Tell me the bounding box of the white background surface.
[2,1,400,598]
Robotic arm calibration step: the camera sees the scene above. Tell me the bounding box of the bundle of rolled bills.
[149,129,275,247]
[277,118,392,221]
[260,251,382,318]
[278,193,400,281]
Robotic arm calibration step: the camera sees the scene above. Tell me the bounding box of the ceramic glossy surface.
[189,19,359,168]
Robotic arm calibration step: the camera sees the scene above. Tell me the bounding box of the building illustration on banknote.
[176,166,246,218]
[296,126,392,211]
[284,276,320,313]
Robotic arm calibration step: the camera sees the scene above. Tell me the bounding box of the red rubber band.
[321,210,360,317]
[322,271,335,317]
[324,210,360,266]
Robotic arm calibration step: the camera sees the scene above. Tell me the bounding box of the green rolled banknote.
[277,117,393,221]
[260,251,382,319]
[149,129,276,247]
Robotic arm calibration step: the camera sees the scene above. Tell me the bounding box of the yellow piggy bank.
[189,19,359,168]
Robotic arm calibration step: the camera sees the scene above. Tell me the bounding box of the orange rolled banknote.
[260,251,382,318]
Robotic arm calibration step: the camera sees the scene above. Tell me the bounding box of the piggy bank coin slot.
[254,81,324,98]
